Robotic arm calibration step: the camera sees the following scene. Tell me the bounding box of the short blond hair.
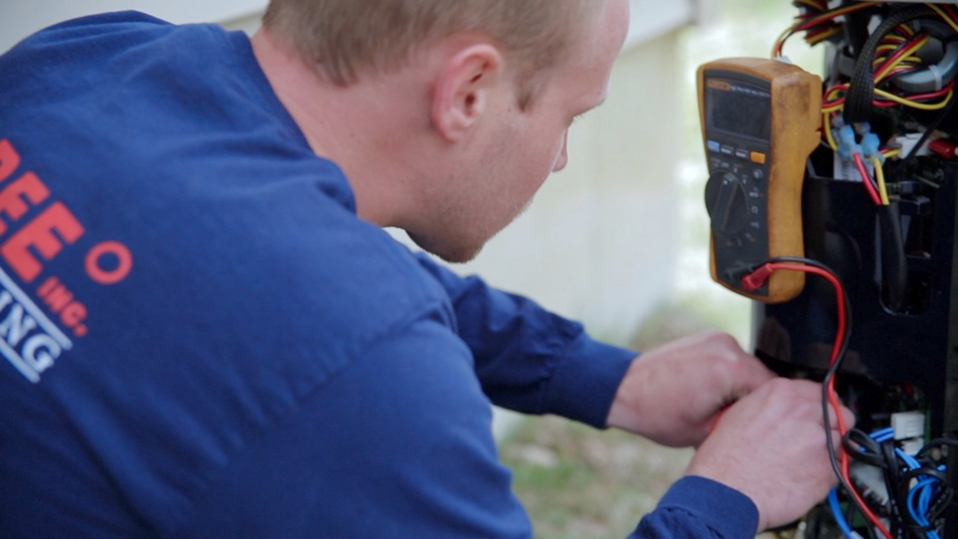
[262,0,596,107]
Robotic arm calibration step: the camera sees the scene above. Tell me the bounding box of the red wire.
[870,80,956,110]
[906,79,956,101]
[749,262,894,538]
[873,33,926,79]
[945,4,958,23]
[776,5,871,56]
[853,153,883,205]
[796,7,865,32]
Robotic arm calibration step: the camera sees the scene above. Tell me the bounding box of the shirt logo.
[0,138,134,382]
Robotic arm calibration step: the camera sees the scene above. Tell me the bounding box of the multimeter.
[698,58,822,303]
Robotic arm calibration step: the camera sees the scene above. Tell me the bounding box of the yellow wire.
[872,157,890,205]
[824,112,838,151]
[928,4,958,34]
[875,35,929,82]
[773,3,876,58]
[822,85,847,114]
[772,22,801,58]
[874,88,954,110]
[825,85,846,99]
[883,149,902,159]
[808,27,843,46]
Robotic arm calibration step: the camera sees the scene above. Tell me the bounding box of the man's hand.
[686,378,855,532]
[606,330,775,447]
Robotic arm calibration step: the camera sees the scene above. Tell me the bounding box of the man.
[0,0,851,537]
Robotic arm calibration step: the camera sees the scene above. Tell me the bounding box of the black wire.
[881,440,905,537]
[915,437,957,532]
[757,257,879,538]
[927,487,954,524]
[917,438,958,457]
[898,466,952,537]
[844,5,936,124]
[885,444,955,539]
[845,428,889,468]
[750,258,957,538]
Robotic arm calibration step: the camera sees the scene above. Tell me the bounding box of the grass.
[498,302,719,539]
[500,416,693,539]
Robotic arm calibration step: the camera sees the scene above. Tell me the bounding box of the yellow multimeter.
[698,58,822,303]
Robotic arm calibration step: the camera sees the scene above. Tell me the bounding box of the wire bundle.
[773,1,874,58]
[842,429,955,538]
[783,3,958,208]
[821,33,955,125]
[736,3,958,537]
[741,259,955,538]
[741,258,894,539]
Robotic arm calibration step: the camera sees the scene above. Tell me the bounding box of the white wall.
[0,0,267,52]
[2,1,706,62]
[447,28,687,347]
[1,1,704,347]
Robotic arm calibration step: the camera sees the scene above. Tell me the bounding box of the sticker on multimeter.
[698,59,821,303]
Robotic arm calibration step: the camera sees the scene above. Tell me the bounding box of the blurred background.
[1,1,826,537]
[480,1,825,537]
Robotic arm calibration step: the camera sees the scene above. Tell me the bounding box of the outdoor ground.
[498,305,711,539]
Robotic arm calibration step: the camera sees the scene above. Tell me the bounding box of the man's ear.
[431,43,503,142]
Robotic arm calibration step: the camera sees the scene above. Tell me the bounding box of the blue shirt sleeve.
[630,476,760,539]
[414,253,636,428]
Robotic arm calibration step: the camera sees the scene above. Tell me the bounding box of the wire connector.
[741,263,774,291]
[861,132,884,165]
[836,124,862,162]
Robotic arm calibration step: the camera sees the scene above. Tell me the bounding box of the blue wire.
[862,429,948,537]
[907,478,940,539]
[897,448,944,539]
[895,447,921,469]
[828,487,856,539]
[870,427,895,444]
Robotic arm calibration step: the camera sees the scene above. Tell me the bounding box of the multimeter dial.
[703,146,772,291]
[706,171,750,235]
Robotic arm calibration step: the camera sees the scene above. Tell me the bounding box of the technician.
[0,0,852,537]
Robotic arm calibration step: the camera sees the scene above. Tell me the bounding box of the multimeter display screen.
[707,82,771,141]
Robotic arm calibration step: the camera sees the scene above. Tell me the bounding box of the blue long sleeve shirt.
[0,12,758,537]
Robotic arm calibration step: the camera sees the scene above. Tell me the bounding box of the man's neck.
[249,28,426,227]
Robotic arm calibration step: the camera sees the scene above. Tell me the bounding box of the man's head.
[262,0,597,109]
[255,0,630,262]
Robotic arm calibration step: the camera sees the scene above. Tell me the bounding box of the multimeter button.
[720,146,734,155]
[750,151,767,164]
[735,149,749,159]
[707,140,721,153]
